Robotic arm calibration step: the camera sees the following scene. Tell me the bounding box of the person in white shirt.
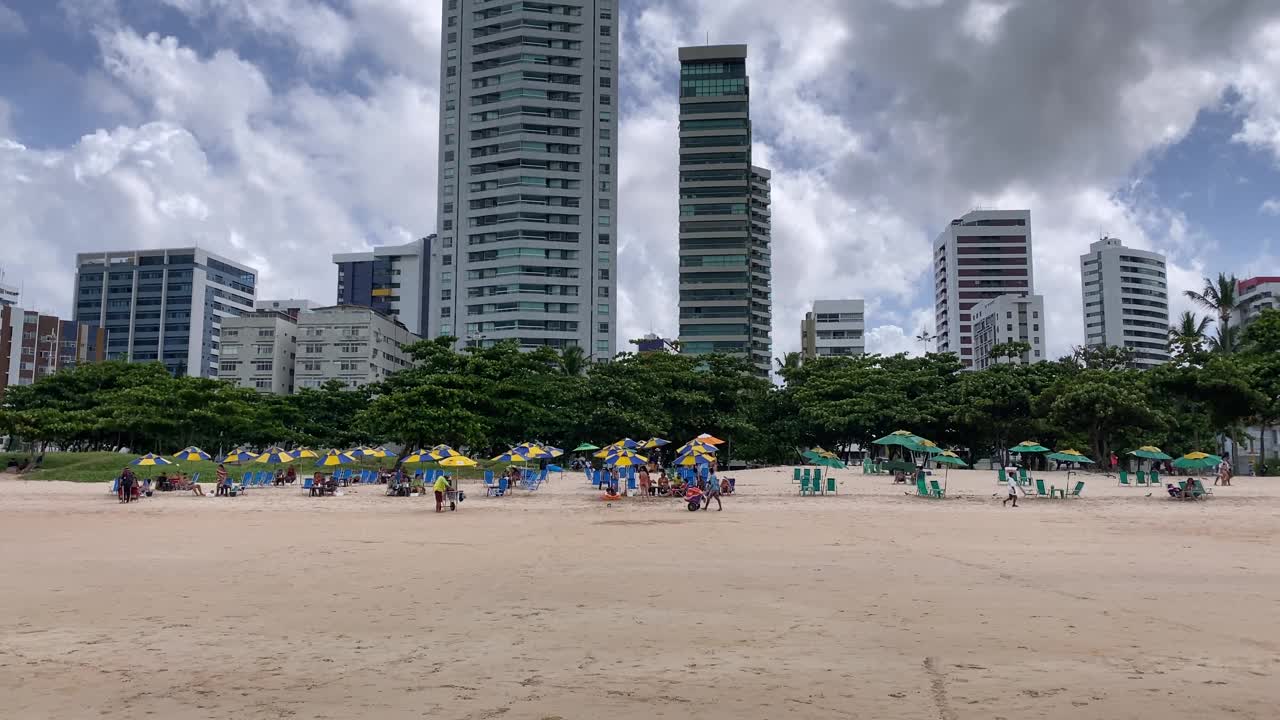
[1003,473,1020,508]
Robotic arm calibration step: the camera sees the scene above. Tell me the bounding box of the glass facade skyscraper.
[676,44,773,376]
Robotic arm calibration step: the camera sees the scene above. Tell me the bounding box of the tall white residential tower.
[429,0,619,360]
[1079,237,1170,368]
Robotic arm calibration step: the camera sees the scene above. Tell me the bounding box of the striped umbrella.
[315,450,357,467]
[255,448,296,464]
[173,446,211,462]
[132,453,174,466]
[221,449,256,464]
[289,447,319,459]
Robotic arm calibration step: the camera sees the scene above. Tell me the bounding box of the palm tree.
[774,351,802,374]
[1169,311,1211,358]
[559,345,587,376]
[1184,273,1243,353]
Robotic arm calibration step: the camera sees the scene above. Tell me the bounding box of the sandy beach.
[1,467,1278,719]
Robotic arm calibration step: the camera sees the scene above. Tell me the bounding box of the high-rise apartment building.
[430,0,618,360]
[1235,276,1280,331]
[73,247,257,378]
[1079,237,1170,368]
[933,209,1033,368]
[0,305,106,395]
[800,299,865,359]
[333,236,432,336]
[971,294,1047,370]
[676,44,773,376]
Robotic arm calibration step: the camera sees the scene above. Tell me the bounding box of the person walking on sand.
[215,464,229,496]
[1002,470,1021,508]
[702,467,723,511]
[433,473,450,513]
[119,467,136,503]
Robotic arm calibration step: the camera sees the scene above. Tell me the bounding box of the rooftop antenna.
[706,31,710,45]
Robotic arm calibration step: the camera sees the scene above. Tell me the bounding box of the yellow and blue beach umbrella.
[316,450,357,467]
[173,446,211,462]
[430,445,463,460]
[604,451,649,467]
[132,453,174,466]
[491,448,532,463]
[221,449,256,464]
[255,448,296,464]
[289,447,319,459]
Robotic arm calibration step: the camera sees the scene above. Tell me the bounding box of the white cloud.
[156,0,354,65]
[1260,198,1280,215]
[5,0,1280,372]
[0,2,26,35]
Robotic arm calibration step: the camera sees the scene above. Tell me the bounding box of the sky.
[1,0,1280,363]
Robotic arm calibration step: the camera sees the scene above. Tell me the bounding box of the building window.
[219,361,238,372]
[447,32,456,43]
[441,272,453,283]
[596,340,609,352]
[599,199,610,209]
[597,303,609,316]
[600,94,611,105]
[598,322,609,333]
[444,151,454,162]
[598,214,610,226]
[441,289,452,301]
[599,129,611,140]
[600,25,611,36]
[255,379,272,389]
[599,163,611,174]
[442,255,453,266]
[599,269,609,280]
[447,15,456,26]
[598,233,610,244]
[598,287,609,297]
[600,146,611,158]
[254,361,273,372]
[599,77,611,88]
[442,307,452,318]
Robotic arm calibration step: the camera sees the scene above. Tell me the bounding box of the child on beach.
[1003,471,1020,508]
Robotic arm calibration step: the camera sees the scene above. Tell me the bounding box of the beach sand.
[1,467,1278,719]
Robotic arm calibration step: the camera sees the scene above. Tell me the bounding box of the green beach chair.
[802,468,811,484]
[1035,479,1049,498]
[1067,481,1085,498]
[1191,479,1211,498]
[1150,471,1160,486]
[798,476,810,495]
[915,477,931,497]
[1119,470,1130,487]
[826,476,837,494]
[929,479,945,498]
[1018,467,1029,485]
[1136,470,1147,486]
[997,467,1007,484]
[812,469,823,494]
[793,467,802,483]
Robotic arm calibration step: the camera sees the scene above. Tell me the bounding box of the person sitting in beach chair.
[720,477,733,495]
[656,473,670,496]
[1167,482,1186,499]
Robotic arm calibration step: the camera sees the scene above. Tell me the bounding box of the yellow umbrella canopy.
[518,443,554,459]
[362,446,390,458]
[438,455,478,467]
[290,447,319,459]
[132,453,174,466]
